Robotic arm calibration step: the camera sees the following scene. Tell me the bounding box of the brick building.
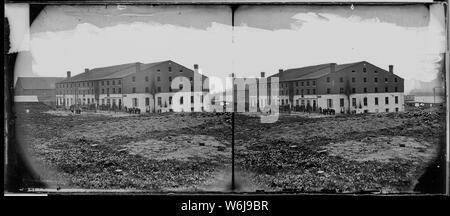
[15,77,65,106]
[247,61,405,113]
[55,60,209,112]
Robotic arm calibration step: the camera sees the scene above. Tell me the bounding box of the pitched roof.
[16,77,65,89]
[270,61,364,82]
[58,60,168,83]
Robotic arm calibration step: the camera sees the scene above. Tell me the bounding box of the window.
[385,87,388,92]
[168,67,172,72]
[395,108,399,112]
[352,88,356,93]
[295,82,298,87]
[326,88,330,94]
[169,76,172,82]
[296,89,299,94]
[307,89,310,94]
[306,81,310,86]
[374,77,378,83]
[107,88,110,94]
[363,97,368,106]
[352,77,355,83]
[385,78,388,82]
[364,88,367,93]
[190,77,193,82]
[340,77,344,83]
[118,88,121,94]
[301,81,304,86]
[169,86,172,92]
[312,81,316,86]
[102,81,104,86]
[102,99,105,105]
[385,108,389,112]
[363,67,367,72]
[375,97,379,105]
[394,78,398,83]
[352,98,357,107]
[326,77,330,83]
[385,97,389,104]
[112,88,116,94]
[395,96,399,104]
[340,98,345,107]
[132,76,136,82]
[374,87,378,93]
[395,87,398,92]
[157,87,161,92]
[132,87,136,93]
[374,70,378,73]
[352,70,355,73]
[191,96,194,103]
[145,76,149,82]
[180,97,184,104]
[169,96,172,105]
[145,97,150,106]
[107,80,109,85]
[145,87,149,93]
[179,69,182,73]
[157,76,160,82]
[340,88,344,93]
[132,98,138,107]
[112,80,115,85]
[179,84,183,90]
[158,97,162,106]
[118,80,121,84]
[312,89,316,94]
[363,77,367,83]
[327,99,333,108]
[102,89,105,94]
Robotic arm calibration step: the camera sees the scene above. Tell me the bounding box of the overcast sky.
[8,4,446,93]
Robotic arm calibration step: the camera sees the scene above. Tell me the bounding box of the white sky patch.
[233,6,446,87]
[30,21,233,82]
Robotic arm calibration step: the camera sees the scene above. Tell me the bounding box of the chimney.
[136,62,141,72]
[194,64,198,70]
[330,63,336,73]
[85,68,89,73]
[260,72,265,78]
[230,73,235,78]
[278,69,283,78]
[389,65,394,73]
[67,71,71,78]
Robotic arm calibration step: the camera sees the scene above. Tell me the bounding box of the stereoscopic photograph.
[5,2,448,195]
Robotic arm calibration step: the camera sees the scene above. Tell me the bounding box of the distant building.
[243,61,405,114]
[55,60,209,112]
[14,77,65,106]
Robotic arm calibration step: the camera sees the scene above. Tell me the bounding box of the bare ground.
[15,103,232,191]
[235,109,446,193]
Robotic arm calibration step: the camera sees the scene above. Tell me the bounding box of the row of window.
[281,81,317,88]
[330,86,399,94]
[101,79,121,86]
[281,86,400,95]
[327,76,399,83]
[101,88,122,94]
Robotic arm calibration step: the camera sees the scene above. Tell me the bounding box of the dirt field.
[13,103,445,193]
[234,108,446,193]
[15,103,232,191]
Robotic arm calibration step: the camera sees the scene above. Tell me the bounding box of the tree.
[150,72,157,113]
[344,78,352,114]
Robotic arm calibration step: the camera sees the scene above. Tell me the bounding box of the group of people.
[124,107,141,114]
[319,107,336,115]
